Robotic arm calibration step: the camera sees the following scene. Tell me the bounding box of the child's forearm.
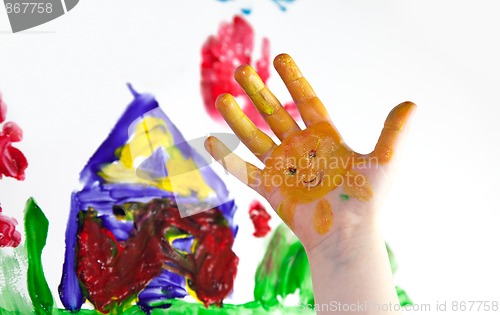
[307,218,401,315]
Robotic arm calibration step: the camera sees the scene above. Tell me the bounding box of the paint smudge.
[387,243,413,307]
[339,193,350,201]
[59,85,239,313]
[313,198,333,235]
[216,0,296,14]
[241,7,252,15]
[343,170,373,201]
[271,0,296,11]
[201,16,299,128]
[0,206,22,248]
[0,95,6,122]
[277,200,296,230]
[0,94,28,181]
[25,197,54,315]
[248,200,271,237]
[0,246,32,314]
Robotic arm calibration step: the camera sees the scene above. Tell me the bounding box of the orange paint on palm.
[277,201,296,229]
[313,199,333,235]
[343,170,373,202]
[262,122,354,203]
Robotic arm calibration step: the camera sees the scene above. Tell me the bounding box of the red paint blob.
[76,199,238,313]
[201,16,299,128]
[249,200,271,238]
[0,206,22,248]
[0,97,6,123]
[0,94,28,181]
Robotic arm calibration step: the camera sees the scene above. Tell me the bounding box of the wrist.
[305,214,383,267]
[305,217,400,314]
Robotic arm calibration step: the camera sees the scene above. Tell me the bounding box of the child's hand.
[205,54,415,254]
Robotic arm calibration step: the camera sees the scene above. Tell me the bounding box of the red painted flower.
[0,93,28,180]
[0,93,26,248]
[0,206,22,248]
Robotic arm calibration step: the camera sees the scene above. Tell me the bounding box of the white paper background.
[1,1,500,313]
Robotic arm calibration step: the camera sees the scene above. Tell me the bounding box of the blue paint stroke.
[215,0,295,14]
[271,0,295,11]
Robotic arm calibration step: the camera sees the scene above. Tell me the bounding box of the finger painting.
[0,3,418,315]
[59,85,239,313]
[0,84,411,314]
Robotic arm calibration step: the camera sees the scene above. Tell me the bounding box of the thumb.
[372,101,417,164]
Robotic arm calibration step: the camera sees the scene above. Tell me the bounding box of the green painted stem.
[24,198,54,315]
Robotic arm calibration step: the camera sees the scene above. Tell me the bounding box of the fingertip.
[204,136,215,153]
[401,100,417,107]
[273,53,293,69]
[234,65,264,95]
[234,64,253,82]
[215,93,236,111]
[385,101,417,131]
[395,101,417,115]
[205,136,229,158]
[273,53,302,82]
[398,101,417,114]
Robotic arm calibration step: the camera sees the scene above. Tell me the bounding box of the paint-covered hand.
[205,54,415,252]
